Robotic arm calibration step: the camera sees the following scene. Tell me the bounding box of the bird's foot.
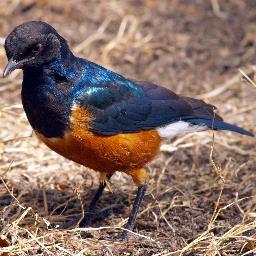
[47,207,112,230]
[47,214,94,229]
[120,230,129,241]
[78,212,94,228]
[79,206,114,227]
[120,230,146,241]
[48,217,80,229]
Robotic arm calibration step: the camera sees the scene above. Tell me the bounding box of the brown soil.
[0,1,256,255]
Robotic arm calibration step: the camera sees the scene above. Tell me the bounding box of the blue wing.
[76,79,196,134]
[74,62,252,137]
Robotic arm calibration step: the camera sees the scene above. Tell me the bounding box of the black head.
[3,21,69,77]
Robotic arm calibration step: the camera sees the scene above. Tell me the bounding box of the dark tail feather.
[188,118,254,137]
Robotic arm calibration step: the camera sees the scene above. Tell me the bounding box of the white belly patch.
[157,121,207,138]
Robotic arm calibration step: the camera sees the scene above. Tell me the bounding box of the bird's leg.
[121,182,147,240]
[121,168,148,240]
[79,173,113,227]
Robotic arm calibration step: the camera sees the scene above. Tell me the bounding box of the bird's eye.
[31,43,42,54]
[21,43,42,58]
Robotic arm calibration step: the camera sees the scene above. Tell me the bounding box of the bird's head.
[3,21,69,77]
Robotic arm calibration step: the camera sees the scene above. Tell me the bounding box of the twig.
[0,37,5,45]
[0,176,25,209]
[211,0,227,19]
[197,73,241,99]
[239,68,256,88]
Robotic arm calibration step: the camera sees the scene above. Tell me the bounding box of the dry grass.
[0,1,256,255]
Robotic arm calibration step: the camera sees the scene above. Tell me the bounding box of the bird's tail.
[188,118,253,137]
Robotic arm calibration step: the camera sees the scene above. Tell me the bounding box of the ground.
[0,1,256,255]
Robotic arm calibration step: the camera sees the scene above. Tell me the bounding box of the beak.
[3,58,20,78]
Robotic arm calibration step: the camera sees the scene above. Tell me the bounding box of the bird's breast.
[22,72,72,138]
[36,106,161,173]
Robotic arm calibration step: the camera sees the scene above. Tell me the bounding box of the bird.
[3,21,253,240]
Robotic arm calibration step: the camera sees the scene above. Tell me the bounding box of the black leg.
[121,183,147,240]
[79,173,113,227]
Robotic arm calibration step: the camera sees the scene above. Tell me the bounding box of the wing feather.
[75,80,219,135]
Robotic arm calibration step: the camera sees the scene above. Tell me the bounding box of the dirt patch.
[0,1,256,255]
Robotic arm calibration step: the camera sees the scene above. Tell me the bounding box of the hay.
[0,1,256,255]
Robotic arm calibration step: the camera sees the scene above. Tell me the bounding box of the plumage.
[36,105,160,176]
[157,121,207,138]
[3,21,253,239]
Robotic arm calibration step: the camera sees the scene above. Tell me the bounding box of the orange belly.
[35,105,161,179]
[35,106,161,185]
[36,129,160,173]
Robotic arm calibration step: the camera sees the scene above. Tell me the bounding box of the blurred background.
[0,1,256,255]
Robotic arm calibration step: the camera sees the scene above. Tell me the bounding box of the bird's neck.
[45,50,80,79]
[23,45,80,80]
[21,50,79,138]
